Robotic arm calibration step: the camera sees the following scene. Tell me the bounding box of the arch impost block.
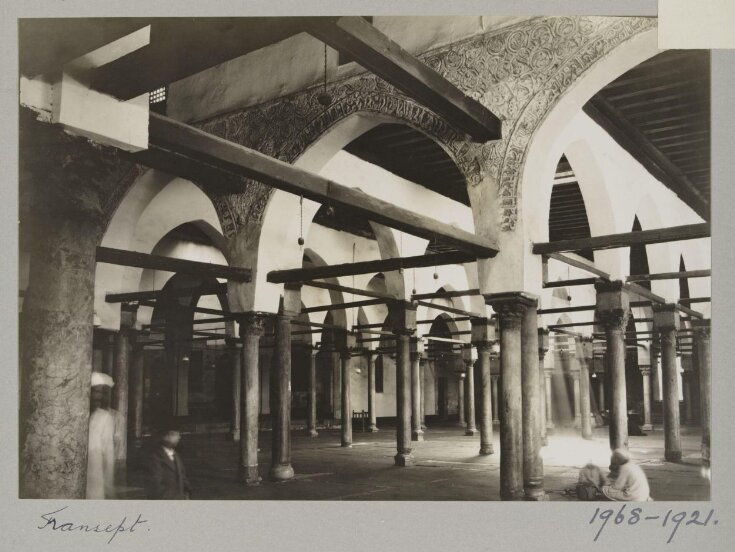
[237,311,270,337]
[653,303,680,332]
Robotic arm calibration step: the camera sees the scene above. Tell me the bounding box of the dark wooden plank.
[411,289,481,300]
[627,269,710,282]
[304,16,501,142]
[302,298,386,314]
[106,282,226,303]
[543,277,598,288]
[415,300,478,318]
[533,223,710,255]
[584,97,708,219]
[303,280,394,300]
[96,246,251,282]
[145,113,498,257]
[678,297,711,304]
[268,251,475,284]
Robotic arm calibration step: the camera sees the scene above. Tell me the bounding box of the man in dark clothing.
[147,429,191,499]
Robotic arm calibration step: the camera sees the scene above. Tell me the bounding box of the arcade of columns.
[19,16,711,500]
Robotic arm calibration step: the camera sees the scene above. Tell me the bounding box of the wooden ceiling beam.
[303,280,394,300]
[268,251,475,284]
[627,269,710,282]
[584,96,709,219]
[143,113,498,258]
[301,298,386,314]
[411,289,481,300]
[96,246,251,282]
[533,223,710,255]
[304,16,501,142]
[106,282,226,303]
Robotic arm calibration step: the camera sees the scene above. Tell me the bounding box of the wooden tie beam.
[627,269,710,282]
[96,246,251,282]
[303,280,394,300]
[106,282,226,303]
[411,289,481,300]
[533,223,710,255]
[304,16,502,142]
[144,113,498,258]
[268,251,475,284]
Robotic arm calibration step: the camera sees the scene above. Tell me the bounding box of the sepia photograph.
[7,2,735,550]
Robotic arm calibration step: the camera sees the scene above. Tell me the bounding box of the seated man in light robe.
[601,448,652,502]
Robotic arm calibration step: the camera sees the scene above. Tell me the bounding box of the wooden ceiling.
[584,49,710,219]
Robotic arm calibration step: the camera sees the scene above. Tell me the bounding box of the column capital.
[388,300,417,335]
[485,292,536,330]
[538,328,550,356]
[595,279,630,331]
[471,317,496,346]
[653,303,680,332]
[639,365,652,377]
[692,319,711,338]
[238,311,270,337]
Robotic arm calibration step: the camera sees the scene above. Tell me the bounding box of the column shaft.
[307,349,318,437]
[112,329,130,465]
[660,327,682,462]
[420,359,427,430]
[641,369,652,430]
[521,299,544,500]
[129,343,145,448]
[491,375,500,424]
[239,313,266,485]
[367,353,378,431]
[544,372,554,431]
[579,347,592,440]
[341,351,352,447]
[695,323,711,466]
[411,352,424,441]
[606,322,628,450]
[464,359,477,435]
[571,371,582,428]
[538,349,548,446]
[457,374,466,427]
[597,378,605,412]
[270,314,294,480]
[394,333,413,466]
[682,373,694,425]
[478,345,494,454]
[229,341,241,441]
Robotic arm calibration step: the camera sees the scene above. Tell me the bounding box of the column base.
[500,489,526,501]
[525,490,549,501]
[465,427,478,436]
[269,463,294,481]
[394,452,415,466]
[665,450,682,463]
[421,423,427,430]
[368,424,379,432]
[573,419,582,429]
[411,430,424,442]
[457,422,467,428]
[641,424,653,431]
[240,466,261,486]
[341,442,353,448]
[306,428,319,438]
[479,444,494,455]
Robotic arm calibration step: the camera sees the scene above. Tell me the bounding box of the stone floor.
[127,423,710,501]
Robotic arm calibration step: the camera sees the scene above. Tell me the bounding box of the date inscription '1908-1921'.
[589,505,718,543]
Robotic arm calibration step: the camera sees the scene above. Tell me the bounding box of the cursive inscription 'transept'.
[37,506,148,544]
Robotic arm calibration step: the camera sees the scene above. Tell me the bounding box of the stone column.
[112,321,132,464]
[420,357,428,430]
[367,351,378,432]
[544,370,554,432]
[410,340,424,442]
[681,365,694,425]
[578,338,593,440]
[456,373,466,427]
[226,337,242,441]
[271,310,295,480]
[640,366,653,431]
[239,312,268,485]
[491,375,500,425]
[102,332,115,376]
[595,280,630,451]
[654,304,682,462]
[693,320,711,467]
[472,318,496,455]
[128,341,145,448]
[486,292,528,501]
[390,302,416,466]
[570,356,582,429]
[340,331,356,448]
[307,346,318,437]
[463,348,478,436]
[521,295,545,500]
[537,329,549,445]
[597,377,605,412]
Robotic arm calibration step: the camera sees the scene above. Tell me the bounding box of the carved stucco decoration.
[193,16,655,239]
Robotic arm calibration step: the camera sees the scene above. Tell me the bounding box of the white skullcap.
[91,372,114,388]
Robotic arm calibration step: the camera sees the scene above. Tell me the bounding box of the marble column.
[340,332,356,448]
[271,309,295,480]
[640,366,653,431]
[112,321,132,466]
[578,338,593,440]
[307,347,318,437]
[682,367,694,425]
[226,337,242,441]
[654,304,682,462]
[693,320,711,467]
[544,370,554,432]
[475,339,494,455]
[410,343,424,441]
[538,329,549,446]
[570,358,582,429]
[456,373,466,427]
[595,280,630,451]
[102,332,115,376]
[597,377,605,412]
[486,292,529,501]
[463,350,478,436]
[129,341,145,448]
[367,351,378,432]
[420,357,428,430]
[521,296,545,500]
[391,302,416,466]
[239,312,267,485]
[491,375,500,425]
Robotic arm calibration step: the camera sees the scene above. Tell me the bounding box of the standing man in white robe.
[86,372,116,499]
